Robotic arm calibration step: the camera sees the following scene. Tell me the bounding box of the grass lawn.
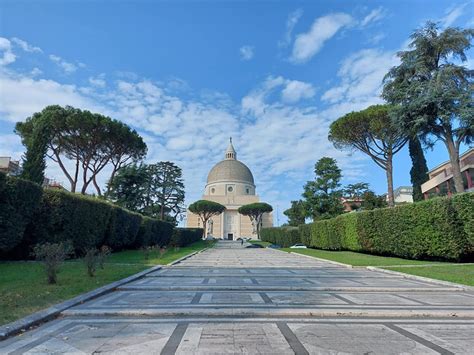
[383,265,474,287]
[0,240,213,326]
[281,248,473,286]
[281,248,456,267]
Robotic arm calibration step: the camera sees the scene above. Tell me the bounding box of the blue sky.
[0,0,472,224]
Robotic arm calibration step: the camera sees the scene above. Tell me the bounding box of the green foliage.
[0,173,43,253]
[135,217,174,247]
[408,137,429,202]
[169,228,203,247]
[107,161,185,223]
[18,117,51,185]
[105,206,142,250]
[383,23,473,193]
[265,193,473,261]
[343,183,369,199]
[303,157,344,220]
[451,193,474,246]
[32,190,112,253]
[329,104,407,206]
[84,248,99,277]
[33,241,73,284]
[188,200,226,237]
[260,227,300,247]
[361,191,387,210]
[16,105,147,195]
[283,200,306,226]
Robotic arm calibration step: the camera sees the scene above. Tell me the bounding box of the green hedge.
[0,173,181,259]
[33,189,113,253]
[260,227,301,247]
[262,193,474,261]
[0,173,43,253]
[170,228,203,247]
[106,206,142,250]
[135,217,174,248]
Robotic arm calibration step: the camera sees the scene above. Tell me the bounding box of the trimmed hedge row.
[0,173,201,259]
[262,193,474,261]
[170,228,203,247]
[260,227,300,248]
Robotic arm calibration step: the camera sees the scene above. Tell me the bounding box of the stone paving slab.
[1,240,473,354]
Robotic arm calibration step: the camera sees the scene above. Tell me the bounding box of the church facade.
[186,139,273,240]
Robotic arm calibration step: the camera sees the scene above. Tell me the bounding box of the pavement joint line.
[329,293,357,305]
[258,292,274,304]
[191,292,204,304]
[384,323,454,355]
[276,322,309,355]
[160,323,188,355]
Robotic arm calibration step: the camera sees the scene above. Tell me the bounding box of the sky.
[0,0,472,225]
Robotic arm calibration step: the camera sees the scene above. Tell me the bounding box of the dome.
[206,138,255,185]
[207,159,254,185]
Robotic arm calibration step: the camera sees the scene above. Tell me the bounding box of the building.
[341,197,363,212]
[393,186,413,204]
[0,157,21,176]
[421,148,474,199]
[186,139,273,240]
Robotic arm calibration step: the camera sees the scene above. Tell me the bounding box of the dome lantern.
[225,137,236,160]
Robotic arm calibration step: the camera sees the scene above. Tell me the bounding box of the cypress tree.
[408,136,429,201]
[20,121,50,185]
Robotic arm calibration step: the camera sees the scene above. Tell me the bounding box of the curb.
[0,245,211,340]
[288,251,354,268]
[367,266,474,292]
[0,264,162,341]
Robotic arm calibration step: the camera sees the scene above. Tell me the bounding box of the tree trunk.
[445,135,464,193]
[386,152,394,207]
[92,175,102,196]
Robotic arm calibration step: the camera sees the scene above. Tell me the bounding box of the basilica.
[186,139,273,240]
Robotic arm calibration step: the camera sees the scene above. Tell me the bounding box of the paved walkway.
[1,240,474,354]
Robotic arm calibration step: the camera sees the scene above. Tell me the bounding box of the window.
[246,188,250,194]
[211,187,215,194]
[227,186,233,192]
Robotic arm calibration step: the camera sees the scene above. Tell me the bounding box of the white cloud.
[290,13,353,64]
[279,8,303,48]
[368,33,386,45]
[441,3,469,28]
[321,48,398,105]
[0,38,16,66]
[88,74,106,88]
[11,37,42,53]
[49,54,78,74]
[360,7,387,27]
[0,70,103,122]
[30,67,43,76]
[239,45,254,60]
[281,80,316,103]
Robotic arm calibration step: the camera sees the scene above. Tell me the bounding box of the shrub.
[136,217,174,247]
[0,173,42,253]
[84,248,99,277]
[33,241,73,284]
[170,228,203,247]
[98,245,112,269]
[260,227,301,247]
[105,206,142,250]
[452,193,474,247]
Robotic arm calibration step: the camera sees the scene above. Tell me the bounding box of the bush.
[170,228,203,247]
[84,248,99,277]
[0,173,42,253]
[452,193,474,247]
[105,206,142,250]
[261,227,301,247]
[33,241,73,284]
[136,217,174,248]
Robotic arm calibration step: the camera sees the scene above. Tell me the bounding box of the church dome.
[206,139,255,185]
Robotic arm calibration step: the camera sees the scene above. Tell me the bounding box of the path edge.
[0,247,209,341]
